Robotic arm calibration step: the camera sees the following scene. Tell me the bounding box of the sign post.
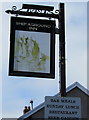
[59,3,66,97]
[6,3,66,93]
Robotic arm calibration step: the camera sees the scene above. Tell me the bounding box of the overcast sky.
[0,0,88,119]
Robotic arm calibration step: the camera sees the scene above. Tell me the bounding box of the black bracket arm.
[5,4,59,19]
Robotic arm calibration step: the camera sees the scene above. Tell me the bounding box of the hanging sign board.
[9,17,55,78]
[45,96,81,119]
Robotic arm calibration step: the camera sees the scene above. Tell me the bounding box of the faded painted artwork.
[14,30,50,73]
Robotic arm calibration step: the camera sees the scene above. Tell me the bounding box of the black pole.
[59,3,66,97]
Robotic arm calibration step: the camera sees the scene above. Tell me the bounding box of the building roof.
[18,82,89,120]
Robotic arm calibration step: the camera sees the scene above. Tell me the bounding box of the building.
[18,82,89,119]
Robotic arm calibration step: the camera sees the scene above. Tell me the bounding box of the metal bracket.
[55,28,60,34]
[5,4,59,19]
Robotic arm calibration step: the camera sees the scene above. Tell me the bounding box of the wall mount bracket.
[5,4,59,19]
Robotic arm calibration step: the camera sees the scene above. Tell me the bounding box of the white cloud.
[0,2,2,120]
[65,3,87,87]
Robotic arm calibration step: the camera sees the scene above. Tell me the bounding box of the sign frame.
[9,17,55,78]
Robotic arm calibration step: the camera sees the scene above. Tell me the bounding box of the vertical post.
[59,3,66,97]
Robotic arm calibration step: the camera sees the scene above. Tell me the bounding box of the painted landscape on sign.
[14,30,50,73]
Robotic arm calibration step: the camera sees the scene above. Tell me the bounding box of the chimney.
[23,106,31,114]
[23,106,28,114]
[28,106,31,111]
[30,100,33,110]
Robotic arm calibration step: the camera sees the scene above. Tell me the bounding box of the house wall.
[67,87,89,119]
[25,108,44,120]
[31,108,44,119]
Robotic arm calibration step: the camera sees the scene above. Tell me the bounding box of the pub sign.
[9,17,55,78]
